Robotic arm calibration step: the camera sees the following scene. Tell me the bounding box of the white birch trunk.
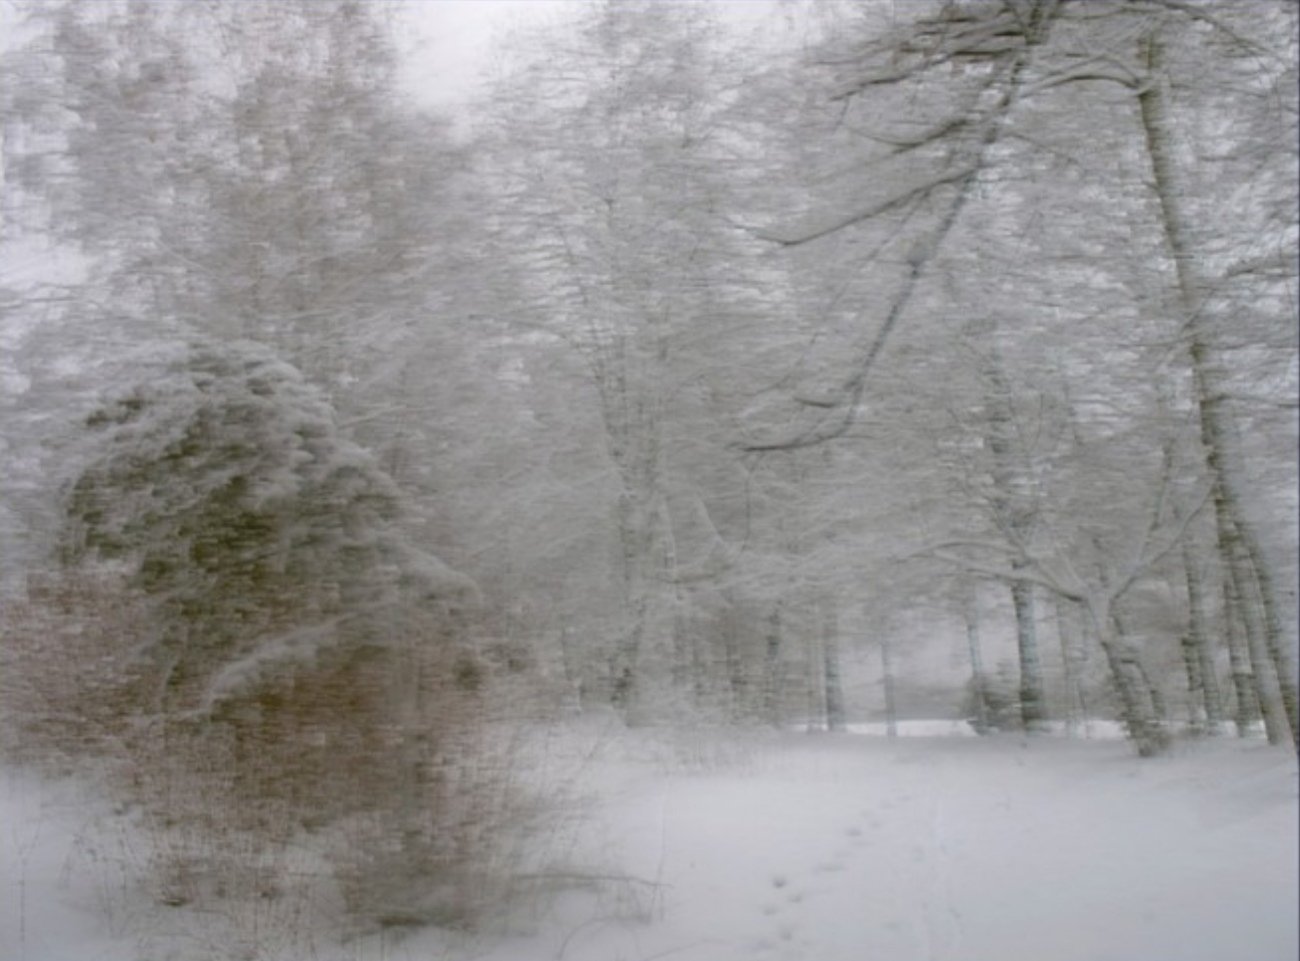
[1137,30,1297,750]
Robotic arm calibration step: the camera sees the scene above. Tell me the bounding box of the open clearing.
[3,725,1297,961]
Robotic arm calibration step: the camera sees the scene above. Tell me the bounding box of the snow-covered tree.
[728,0,1297,752]
[1,0,464,474]
[34,338,487,918]
[479,0,777,719]
[62,338,475,714]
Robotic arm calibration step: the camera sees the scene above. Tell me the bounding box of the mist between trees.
[1,0,1296,935]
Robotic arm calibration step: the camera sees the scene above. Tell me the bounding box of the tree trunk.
[720,593,747,721]
[1055,598,1084,738]
[805,631,825,733]
[610,491,646,712]
[610,487,680,723]
[822,605,847,733]
[557,626,587,714]
[1180,539,1224,734]
[1238,514,1299,745]
[763,603,783,727]
[1222,581,1261,737]
[982,333,1048,735]
[1137,30,1297,750]
[1011,567,1047,732]
[880,635,898,739]
[658,506,695,701]
[1092,606,1169,756]
[1228,531,1290,745]
[965,592,990,733]
[1179,629,1207,732]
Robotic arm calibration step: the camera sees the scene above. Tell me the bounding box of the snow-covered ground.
[3,723,1296,961]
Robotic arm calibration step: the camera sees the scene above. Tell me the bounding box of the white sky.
[0,1,796,115]
[396,0,795,114]
[0,0,544,106]
[397,1,583,110]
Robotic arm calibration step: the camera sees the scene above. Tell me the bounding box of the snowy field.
[3,723,1296,961]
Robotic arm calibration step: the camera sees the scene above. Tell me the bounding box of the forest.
[0,1,1296,958]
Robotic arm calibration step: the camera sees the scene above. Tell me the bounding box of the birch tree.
[481,1,770,719]
[1130,6,1298,746]
[736,0,1296,751]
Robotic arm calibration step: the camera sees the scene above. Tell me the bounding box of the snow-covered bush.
[62,338,476,704]
[0,567,154,765]
[5,338,520,930]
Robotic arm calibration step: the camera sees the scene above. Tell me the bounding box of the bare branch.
[1109,481,1214,605]
[913,541,1088,603]
[1024,65,1140,96]
[754,165,977,247]
[1135,0,1285,62]
[840,114,974,151]
[741,1,1066,453]
[1221,250,1299,280]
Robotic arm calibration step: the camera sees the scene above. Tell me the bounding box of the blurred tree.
[1,0,463,474]
[1133,8,1298,746]
[63,338,475,717]
[56,338,481,919]
[731,0,1296,752]
[480,0,775,719]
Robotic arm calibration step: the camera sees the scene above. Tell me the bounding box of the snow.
[3,725,1296,961]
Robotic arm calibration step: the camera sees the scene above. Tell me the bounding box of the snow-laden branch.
[1135,0,1284,62]
[1109,480,1214,605]
[200,617,350,713]
[745,166,977,248]
[830,6,1029,99]
[1024,65,1141,96]
[912,540,1087,603]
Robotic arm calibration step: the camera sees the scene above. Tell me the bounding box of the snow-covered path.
[3,729,1297,961]
[484,732,1298,961]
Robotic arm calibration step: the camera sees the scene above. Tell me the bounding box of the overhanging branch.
[752,166,977,248]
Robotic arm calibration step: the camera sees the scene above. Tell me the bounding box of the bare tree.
[731,0,1296,751]
[1134,14,1298,746]
[480,0,769,719]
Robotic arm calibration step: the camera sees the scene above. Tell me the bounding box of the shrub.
[3,339,524,936]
